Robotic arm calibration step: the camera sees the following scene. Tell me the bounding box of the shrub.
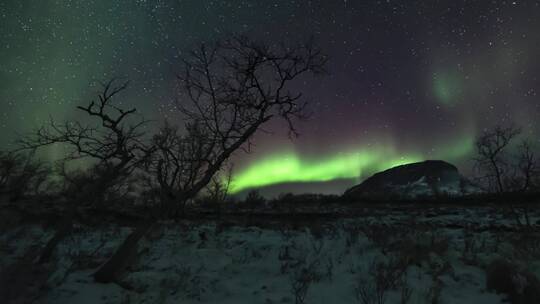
[486,258,540,304]
[241,189,266,212]
[0,151,50,200]
[354,257,409,304]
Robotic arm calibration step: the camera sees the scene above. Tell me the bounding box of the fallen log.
[93,220,154,284]
[0,245,52,303]
[38,219,73,264]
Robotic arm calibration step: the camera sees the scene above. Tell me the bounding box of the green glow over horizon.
[228,135,476,194]
[228,148,423,193]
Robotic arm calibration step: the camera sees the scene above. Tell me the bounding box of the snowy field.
[1,205,540,304]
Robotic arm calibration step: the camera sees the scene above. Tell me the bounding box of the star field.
[1,0,539,194]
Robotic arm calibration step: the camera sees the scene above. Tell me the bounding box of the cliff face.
[344,160,481,200]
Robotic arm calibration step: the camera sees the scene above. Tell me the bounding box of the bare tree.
[146,35,327,215]
[18,79,151,205]
[474,125,521,193]
[0,151,50,200]
[15,80,153,284]
[516,140,538,192]
[204,164,233,203]
[508,140,539,230]
[473,125,540,230]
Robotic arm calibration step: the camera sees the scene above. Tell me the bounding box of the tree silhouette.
[474,124,521,193]
[18,79,151,205]
[516,140,538,192]
[146,35,327,215]
[0,151,50,200]
[14,36,327,284]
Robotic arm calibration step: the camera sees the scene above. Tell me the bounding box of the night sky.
[1,1,540,195]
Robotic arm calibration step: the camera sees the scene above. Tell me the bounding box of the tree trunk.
[491,158,504,193]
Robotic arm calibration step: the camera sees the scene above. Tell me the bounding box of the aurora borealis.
[1,1,540,195]
[228,135,476,193]
[229,148,423,193]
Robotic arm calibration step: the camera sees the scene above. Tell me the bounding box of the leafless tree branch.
[147,35,327,215]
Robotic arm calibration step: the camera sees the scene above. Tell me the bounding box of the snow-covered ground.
[1,205,539,304]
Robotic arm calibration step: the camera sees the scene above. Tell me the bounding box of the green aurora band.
[228,135,475,193]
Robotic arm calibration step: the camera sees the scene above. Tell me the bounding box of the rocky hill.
[344,160,481,200]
